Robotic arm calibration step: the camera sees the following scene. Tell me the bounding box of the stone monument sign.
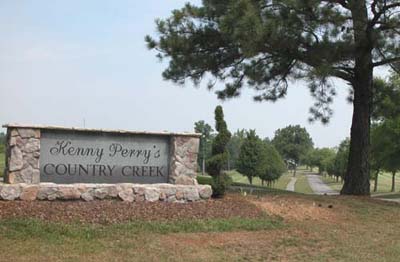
[0,124,212,202]
[40,131,170,184]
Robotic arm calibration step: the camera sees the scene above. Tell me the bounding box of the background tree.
[226,129,246,170]
[194,120,214,175]
[302,149,321,172]
[206,106,231,197]
[272,125,313,176]
[147,0,400,195]
[371,119,400,192]
[370,123,385,192]
[370,74,400,192]
[259,142,286,186]
[314,148,336,175]
[333,138,350,183]
[237,130,267,185]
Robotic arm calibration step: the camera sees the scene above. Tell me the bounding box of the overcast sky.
[0,1,390,147]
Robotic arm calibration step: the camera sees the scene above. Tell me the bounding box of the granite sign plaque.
[40,130,170,184]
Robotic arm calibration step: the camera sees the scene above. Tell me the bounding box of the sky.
[0,0,387,147]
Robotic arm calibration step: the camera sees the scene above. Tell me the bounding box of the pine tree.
[147,1,400,195]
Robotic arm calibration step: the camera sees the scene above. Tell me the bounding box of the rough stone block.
[24,138,40,153]
[118,188,134,202]
[9,147,23,171]
[174,176,197,185]
[59,186,81,200]
[81,192,94,201]
[37,186,60,200]
[199,185,212,199]
[0,185,21,200]
[184,187,200,202]
[20,185,39,201]
[144,187,160,202]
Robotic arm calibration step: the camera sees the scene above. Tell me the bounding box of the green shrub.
[197,175,213,185]
[206,106,231,197]
[211,172,232,197]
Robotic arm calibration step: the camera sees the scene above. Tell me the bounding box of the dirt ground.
[0,194,264,224]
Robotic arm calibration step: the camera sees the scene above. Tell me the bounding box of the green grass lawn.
[321,175,343,191]
[1,193,400,261]
[227,170,293,191]
[198,170,307,194]
[322,172,400,195]
[294,173,314,194]
[0,215,282,261]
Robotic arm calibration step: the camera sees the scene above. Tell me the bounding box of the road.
[306,174,338,195]
[286,177,297,192]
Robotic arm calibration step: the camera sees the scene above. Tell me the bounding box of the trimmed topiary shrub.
[206,106,231,197]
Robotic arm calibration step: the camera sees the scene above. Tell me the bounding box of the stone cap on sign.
[3,123,201,137]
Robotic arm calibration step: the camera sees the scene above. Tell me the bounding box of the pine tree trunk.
[341,76,372,195]
[248,176,253,185]
[391,171,396,192]
[341,1,372,195]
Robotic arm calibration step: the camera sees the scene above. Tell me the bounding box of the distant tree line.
[195,114,316,193]
[198,72,400,195]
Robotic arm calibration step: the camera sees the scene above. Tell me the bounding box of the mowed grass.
[0,216,282,261]
[198,170,312,194]
[322,172,400,194]
[294,173,314,194]
[1,193,400,261]
[227,170,293,190]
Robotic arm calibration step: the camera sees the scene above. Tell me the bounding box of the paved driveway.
[286,177,297,192]
[306,174,338,195]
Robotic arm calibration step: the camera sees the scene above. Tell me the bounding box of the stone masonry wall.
[5,128,40,184]
[0,183,212,202]
[169,136,200,185]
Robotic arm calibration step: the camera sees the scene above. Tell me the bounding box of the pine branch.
[370,1,400,26]
[373,56,400,67]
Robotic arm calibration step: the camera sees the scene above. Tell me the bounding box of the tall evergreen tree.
[259,142,286,186]
[206,106,231,196]
[147,0,400,195]
[237,130,267,184]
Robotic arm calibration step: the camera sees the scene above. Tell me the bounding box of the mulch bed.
[0,194,265,224]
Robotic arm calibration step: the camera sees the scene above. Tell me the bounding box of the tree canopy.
[272,125,313,175]
[259,142,286,185]
[147,0,400,195]
[236,130,267,184]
